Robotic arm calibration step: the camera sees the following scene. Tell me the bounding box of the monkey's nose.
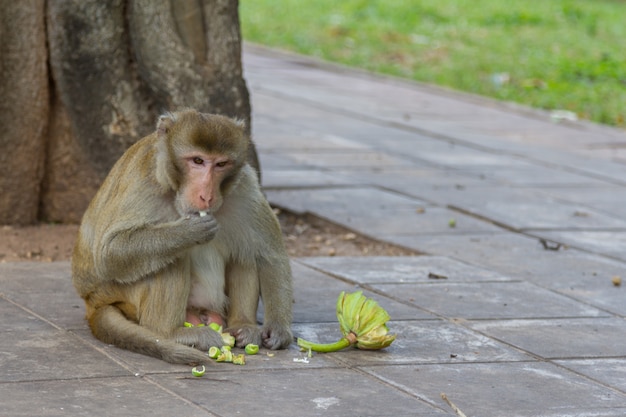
[198,194,213,209]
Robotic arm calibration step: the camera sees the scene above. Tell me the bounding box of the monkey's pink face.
[177,152,233,215]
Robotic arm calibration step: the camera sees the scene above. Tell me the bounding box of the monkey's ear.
[157,113,176,135]
[233,118,247,131]
[155,114,179,192]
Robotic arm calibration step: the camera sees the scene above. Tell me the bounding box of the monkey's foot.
[227,324,262,347]
[261,324,293,350]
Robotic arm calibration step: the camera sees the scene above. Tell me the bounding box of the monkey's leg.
[140,263,224,352]
[225,263,262,346]
[258,256,294,349]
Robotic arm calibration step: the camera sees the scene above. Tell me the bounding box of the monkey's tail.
[88,305,211,365]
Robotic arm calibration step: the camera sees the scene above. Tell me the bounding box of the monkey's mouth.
[199,211,208,217]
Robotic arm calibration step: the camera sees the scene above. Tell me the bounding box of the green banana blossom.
[297,291,396,352]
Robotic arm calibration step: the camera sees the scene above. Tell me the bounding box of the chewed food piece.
[216,350,233,363]
[208,346,221,359]
[245,344,259,355]
[191,365,206,377]
[221,333,235,347]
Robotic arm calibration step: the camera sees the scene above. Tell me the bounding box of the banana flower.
[297,291,396,352]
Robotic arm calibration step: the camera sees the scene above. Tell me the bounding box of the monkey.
[71,109,293,364]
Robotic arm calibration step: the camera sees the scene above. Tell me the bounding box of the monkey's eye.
[192,157,204,165]
[216,160,230,168]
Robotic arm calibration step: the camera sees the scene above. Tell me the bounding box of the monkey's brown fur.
[72,110,293,364]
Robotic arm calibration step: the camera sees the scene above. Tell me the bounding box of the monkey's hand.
[261,323,293,350]
[181,213,220,245]
[172,326,224,351]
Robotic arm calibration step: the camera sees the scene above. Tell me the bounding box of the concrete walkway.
[2,44,626,416]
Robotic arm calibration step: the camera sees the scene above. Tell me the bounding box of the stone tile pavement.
[1,44,626,416]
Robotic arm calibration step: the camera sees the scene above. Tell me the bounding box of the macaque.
[72,109,293,364]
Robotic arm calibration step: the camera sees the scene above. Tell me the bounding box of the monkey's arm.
[94,215,219,285]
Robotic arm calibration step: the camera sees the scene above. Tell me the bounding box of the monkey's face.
[175,151,235,215]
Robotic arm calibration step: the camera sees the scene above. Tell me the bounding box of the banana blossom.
[297,291,396,352]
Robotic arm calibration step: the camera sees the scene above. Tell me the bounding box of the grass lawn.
[240,0,626,128]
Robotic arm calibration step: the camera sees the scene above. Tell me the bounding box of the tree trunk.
[0,0,255,225]
[0,0,48,225]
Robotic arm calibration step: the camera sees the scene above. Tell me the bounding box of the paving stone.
[537,230,626,261]
[335,165,497,197]
[253,116,371,151]
[459,164,609,187]
[286,261,433,322]
[2,289,86,330]
[423,185,626,230]
[0,298,55,332]
[332,205,504,236]
[556,278,626,318]
[515,145,626,185]
[299,255,512,284]
[0,262,85,329]
[0,329,129,382]
[293,320,531,366]
[153,368,447,417]
[555,358,626,392]
[0,261,71,290]
[254,88,597,192]
[349,126,466,160]
[2,377,211,417]
[363,362,626,417]
[257,152,304,169]
[261,168,363,188]
[374,281,605,320]
[247,48,522,127]
[266,187,503,236]
[407,146,535,168]
[385,232,603,277]
[265,186,428,215]
[251,92,414,155]
[68,328,196,375]
[281,149,416,169]
[385,234,626,316]
[541,185,626,218]
[252,89,472,165]
[469,318,626,359]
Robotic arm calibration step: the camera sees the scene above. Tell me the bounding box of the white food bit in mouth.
[199,211,208,217]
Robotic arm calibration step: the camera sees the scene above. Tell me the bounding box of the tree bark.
[0,0,48,225]
[0,0,255,225]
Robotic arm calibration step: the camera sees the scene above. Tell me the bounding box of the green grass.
[240,0,626,127]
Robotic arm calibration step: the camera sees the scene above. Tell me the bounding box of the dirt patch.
[0,223,79,263]
[0,209,417,263]
[276,208,418,257]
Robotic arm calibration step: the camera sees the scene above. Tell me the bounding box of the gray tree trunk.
[0,0,255,225]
